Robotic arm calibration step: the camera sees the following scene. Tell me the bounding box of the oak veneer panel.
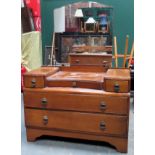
[24,90,129,115]
[24,67,59,76]
[105,69,130,79]
[60,66,109,73]
[25,109,128,137]
[23,87,130,96]
[47,71,104,82]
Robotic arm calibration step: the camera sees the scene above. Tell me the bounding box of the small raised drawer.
[23,67,59,88]
[104,69,131,93]
[104,80,130,93]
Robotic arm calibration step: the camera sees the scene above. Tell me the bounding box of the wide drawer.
[24,90,129,115]
[69,54,112,67]
[46,80,102,89]
[46,71,104,90]
[25,109,128,137]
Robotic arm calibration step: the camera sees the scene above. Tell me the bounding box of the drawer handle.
[100,102,106,110]
[43,115,48,125]
[41,98,47,106]
[75,59,80,63]
[72,81,77,88]
[103,64,109,68]
[31,79,36,88]
[100,121,106,130]
[102,61,109,68]
[114,83,120,92]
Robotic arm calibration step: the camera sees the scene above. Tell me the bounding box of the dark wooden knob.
[43,115,48,125]
[75,59,80,63]
[72,81,77,87]
[100,121,106,130]
[102,61,109,68]
[31,78,36,88]
[103,64,109,67]
[41,98,47,106]
[100,101,106,110]
[114,83,120,92]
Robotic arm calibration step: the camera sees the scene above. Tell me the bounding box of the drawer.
[104,80,130,93]
[46,71,104,90]
[23,67,59,88]
[24,76,45,88]
[104,69,131,93]
[25,109,128,137]
[24,90,129,115]
[69,55,112,66]
[46,80,102,90]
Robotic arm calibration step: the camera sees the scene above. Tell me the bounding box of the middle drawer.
[24,91,129,115]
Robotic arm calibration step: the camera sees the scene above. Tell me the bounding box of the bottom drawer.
[25,109,128,137]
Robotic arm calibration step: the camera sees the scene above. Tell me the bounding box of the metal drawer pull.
[31,79,36,88]
[100,102,107,110]
[75,59,80,63]
[41,98,47,106]
[43,115,48,125]
[100,121,106,130]
[114,83,120,92]
[103,64,109,68]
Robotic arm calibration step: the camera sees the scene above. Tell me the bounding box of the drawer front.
[46,80,102,90]
[70,56,112,66]
[25,109,128,137]
[24,76,44,88]
[104,80,130,93]
[24,91,129,115]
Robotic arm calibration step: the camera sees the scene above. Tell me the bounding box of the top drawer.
[104,69,131,93]
[23,67,59,88]
[24,88,130,115]
[69,54,112,67]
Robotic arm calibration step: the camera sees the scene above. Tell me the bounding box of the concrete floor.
[21,94,134,155]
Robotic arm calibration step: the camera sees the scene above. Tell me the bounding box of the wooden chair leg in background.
[114,36,118,68]
[50,32,55,65]
[128,42,134,68]
[113,35,134,69]
[123,35,129,68]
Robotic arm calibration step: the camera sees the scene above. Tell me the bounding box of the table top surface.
[46,71,105,82]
